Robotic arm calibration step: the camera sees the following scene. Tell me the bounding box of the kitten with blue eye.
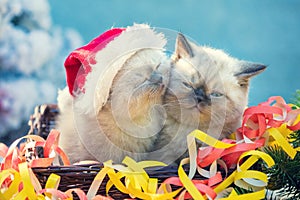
[151,33,266,164]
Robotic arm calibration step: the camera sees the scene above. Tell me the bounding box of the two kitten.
[57,28,266,164]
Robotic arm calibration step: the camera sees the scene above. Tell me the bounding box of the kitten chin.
[151,33,266,164]
[57,49,169,164]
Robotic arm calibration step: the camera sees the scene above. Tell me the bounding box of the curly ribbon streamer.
[178,158,205,200]
[0,162,91,199]
[0,169,20,199]
[184,129,273,199]
[15,162,37,200]
[187,130,236,180]
[1,96,300,199]
[267,127,297,159]
[65,188,88,200]
[87,165,111,199]
[0,129,70,172]
[187,130,265,178]
[1,134,43,171]
[0,130,75,199]
[40,129,70,166]
[86,157,183,200]
[213,150,274,195]
[44,173,61,198]
[239,96,300,158]
[0,143,8,158]
[178,158,219,200]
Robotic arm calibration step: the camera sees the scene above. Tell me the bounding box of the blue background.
[49,0,300,105]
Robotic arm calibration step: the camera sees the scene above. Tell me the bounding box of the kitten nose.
[194,88,207,103]
[149,71,163,84]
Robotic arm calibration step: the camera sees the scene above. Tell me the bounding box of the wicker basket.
[33,163,187,199]
[28,104,59,140]
[27,104,206,199]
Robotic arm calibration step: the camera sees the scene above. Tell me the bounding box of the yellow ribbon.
[44,173,61,198]
[0,169,21,200]
[86,156,183,200]
[2,100,299,200]
[0,162,73,200]
[189,130,235,149]
[214,150,274,198]
[178,158,205,200]
[186,130,274,199]
[87,166,111,199]
[187,130,236,179]
[15,162,37,200]
[267,127,297,159]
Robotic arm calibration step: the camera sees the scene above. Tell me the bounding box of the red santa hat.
[64,28,125,95]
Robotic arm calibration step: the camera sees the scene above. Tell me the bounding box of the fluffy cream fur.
[56,24,169,163]
[150,34,266,164]
[57,28,266,165]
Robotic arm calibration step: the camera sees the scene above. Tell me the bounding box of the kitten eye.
[238,79,249,87]
[210,92,224,98]
[182,82,193,89]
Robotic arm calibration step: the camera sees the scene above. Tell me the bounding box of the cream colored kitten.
[151,33,266,164]
[57,48,169,163]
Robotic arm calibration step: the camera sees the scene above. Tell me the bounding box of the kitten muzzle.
[194,88,210,103]
[148,71,165,91]
[137,71,165,96]
[149,71,163,85]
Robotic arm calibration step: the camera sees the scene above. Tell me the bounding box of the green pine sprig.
[289,130,300,149]
[291,89,300,108]
[233,186,253,195]
[262,145,300,200]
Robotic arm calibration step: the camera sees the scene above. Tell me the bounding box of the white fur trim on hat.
[74,24,167,115]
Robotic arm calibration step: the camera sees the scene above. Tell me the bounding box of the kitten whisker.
[154,31,265,164]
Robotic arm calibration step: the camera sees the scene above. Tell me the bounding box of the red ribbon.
[238,96,300,139]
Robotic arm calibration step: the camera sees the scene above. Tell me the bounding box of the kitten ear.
[235,62,267,86]
[235,62,267,78]
[173,33,194,60]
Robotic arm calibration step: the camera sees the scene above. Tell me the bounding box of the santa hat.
[64,24,167,114]
[64,28,124,95]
